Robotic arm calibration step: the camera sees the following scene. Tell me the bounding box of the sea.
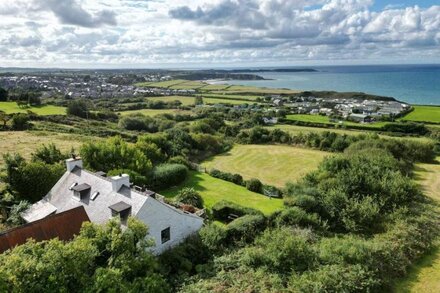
[222,64,440,105]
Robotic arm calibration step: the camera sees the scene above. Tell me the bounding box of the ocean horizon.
[222,64,440,105]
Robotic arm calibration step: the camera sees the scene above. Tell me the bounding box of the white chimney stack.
[66,157,83,172]
[111,174,130,192]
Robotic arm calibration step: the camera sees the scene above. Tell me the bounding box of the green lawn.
[401,106,440,124]
[118,108,192,116]
[0,102,66,115]
[160,171,284,215]
[393,158,440,292]
[202,144,329,188]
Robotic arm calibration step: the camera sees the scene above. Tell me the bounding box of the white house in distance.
[22,157,204,254]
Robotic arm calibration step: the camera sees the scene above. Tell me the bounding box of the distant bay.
[222,64,440,105]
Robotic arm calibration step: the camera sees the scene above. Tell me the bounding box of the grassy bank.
[160,171,284,215]
[401,105,440,124]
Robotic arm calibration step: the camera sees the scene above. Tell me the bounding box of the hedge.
[212,200,262,222]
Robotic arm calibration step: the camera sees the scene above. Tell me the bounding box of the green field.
[118,108,192,117]
[401,106,440,124]
[160,171,284,215]
[286,114,387,129]
[202,144,329,188]
[393,158,440,292]
[202,93,262,101]
[0,102,66,115]
[137,79,187,88]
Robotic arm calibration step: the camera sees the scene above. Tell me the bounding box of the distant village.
[0,72,410,124]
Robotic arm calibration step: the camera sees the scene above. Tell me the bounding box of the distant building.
[349,113,372,123]
[22,158,204,254]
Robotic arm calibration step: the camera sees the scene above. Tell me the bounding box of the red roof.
[0,206,90,253]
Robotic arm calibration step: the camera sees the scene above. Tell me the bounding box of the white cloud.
[0,0,438,67]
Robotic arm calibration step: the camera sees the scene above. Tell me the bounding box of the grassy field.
[0,131,90,166]
[136,79,187,88]
[222,85,299,95]
[286,114,388,129]
[393,158,440,292]
[118,108,192,116]
[401,106,440,124]
[201,93,262,101]
[0,102,66,115]
[266,124,434,143]
[160,171,284,215]
[202,144,329,188]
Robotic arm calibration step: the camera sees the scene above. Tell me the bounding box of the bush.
[246,178,263,193]
[175,188,204,209]
[212,200,262,222]
[11,113,30,130]
[199,223,228,252]
[226,214,266,243]
[150,164,188,190]
[209,169,243,186]
[274,207,323,230]
[67,99,89,118]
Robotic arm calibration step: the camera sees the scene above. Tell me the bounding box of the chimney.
[111,174,130,192]
[66,157,83,172]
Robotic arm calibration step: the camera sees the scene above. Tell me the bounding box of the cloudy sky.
[0,0,439,68]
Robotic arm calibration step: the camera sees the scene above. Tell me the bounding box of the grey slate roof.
[22,168,150,224]
[109,201,131,213]
[72,183,91,192]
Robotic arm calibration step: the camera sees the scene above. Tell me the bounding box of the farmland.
[401,105,440,124]
[202,144,329,188]
[0,131,89,166]
[0,102,66,115]
[160,171,284,215]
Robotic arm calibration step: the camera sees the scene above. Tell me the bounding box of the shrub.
[67,99,89,118]
[226,214,266,243]
[11,113,30,130]
[150,164,188,190]
[246,178,263,193]
[274,207,323,230]
[199,223,228,252]
[212,200,262,222]
[209,169,243,186]
[175,188,204,209]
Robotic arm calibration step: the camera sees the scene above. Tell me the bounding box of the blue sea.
[224,64,440,105]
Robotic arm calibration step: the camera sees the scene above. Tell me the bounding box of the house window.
[161,227,170,244]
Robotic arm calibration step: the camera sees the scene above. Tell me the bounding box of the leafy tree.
[246,178,263,193]
[0,87,8,101]
[67,99,89,118]
[11,113,30,130]
[3,154,64,202]
[0,110,10,128]
[80,136,152,176]
[0,218,169,292]
[31,143,66,164]
[175,188,204,208]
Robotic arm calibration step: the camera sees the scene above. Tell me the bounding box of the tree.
[3,154,64,202]
[194,96,204,105]
[80,136,153,176]
[11,113,30,130]
[31,143,66,164]
[246,178,263,193]
[0,87,8,101]
[0,111,10,128]
[0,218,169,292]
[67,99,89,118]
[175,188,204,208]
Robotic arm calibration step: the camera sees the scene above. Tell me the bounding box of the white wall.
[136,198,204,254]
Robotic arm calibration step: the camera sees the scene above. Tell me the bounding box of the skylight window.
[69,182,78,190]
[91,191,99,200]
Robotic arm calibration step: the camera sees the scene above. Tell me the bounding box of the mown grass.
[401,105,440,124]
[0,102,66,115]
[202,144,329,188]
[393,158,440,292]
[118,108,192,117]
[0,131,90,166]
[160,171,284,215]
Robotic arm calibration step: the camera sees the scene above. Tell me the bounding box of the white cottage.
[22,157,204,254]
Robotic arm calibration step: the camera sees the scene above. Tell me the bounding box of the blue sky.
[0,0,439,68]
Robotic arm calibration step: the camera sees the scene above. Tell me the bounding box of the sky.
[0,0,439,68]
